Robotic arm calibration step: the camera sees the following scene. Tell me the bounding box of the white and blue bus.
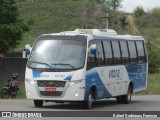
[25,29,148,109]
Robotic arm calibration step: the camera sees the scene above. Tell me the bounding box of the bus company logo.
[39,73,49,78]
[109,68,123,80]
[51,64,57,69]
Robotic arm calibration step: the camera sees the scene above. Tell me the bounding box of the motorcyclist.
[11,73,19,90]
[6,73,19,91]
[1,73,20,98]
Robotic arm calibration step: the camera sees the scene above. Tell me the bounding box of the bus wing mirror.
[24,44,32,55]
[89,44,96,54]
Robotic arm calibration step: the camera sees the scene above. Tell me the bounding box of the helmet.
[12,73,18,79]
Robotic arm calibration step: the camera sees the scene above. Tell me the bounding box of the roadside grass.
[17,80,26,98]
[0,73,160,99]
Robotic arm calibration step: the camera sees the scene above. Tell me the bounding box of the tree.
[133,6,145,18]
[106,0,123,10]
[0,0,30,54]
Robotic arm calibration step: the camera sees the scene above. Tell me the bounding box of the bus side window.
[136,41,145,63]
[103,41,114,65]
[87,40,97,70]
[120,41,129,64]
[111,41,121,64]
[96,41,105,66]
[128,41,138,63]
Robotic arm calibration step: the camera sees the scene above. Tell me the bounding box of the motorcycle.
[1,73,19,98]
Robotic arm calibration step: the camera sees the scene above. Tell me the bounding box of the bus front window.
[27,39,86,71]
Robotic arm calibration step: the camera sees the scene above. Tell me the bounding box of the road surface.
[0,95,160,111]
[0,95,160,120]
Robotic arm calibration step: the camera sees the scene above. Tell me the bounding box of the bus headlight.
[75,91,79,97]
[30,80,34,85]
[27,92,31,96]
[69,80,84,87]
[25,79,35,85]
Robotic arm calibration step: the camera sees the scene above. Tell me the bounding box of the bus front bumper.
[25,80,86,101]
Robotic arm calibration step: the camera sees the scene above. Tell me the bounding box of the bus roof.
[40,29,144,41]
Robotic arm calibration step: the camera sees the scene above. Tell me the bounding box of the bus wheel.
[34,100,44,107]
[84,90,93,109]
[122,85,132,104]
[116,96,123,104]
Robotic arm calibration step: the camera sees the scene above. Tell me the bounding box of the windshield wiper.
[52,63,76,70]
[32,61,54,70]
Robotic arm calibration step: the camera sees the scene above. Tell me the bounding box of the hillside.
[18,1,83,49]
[17,1,160,50]
[17,1,130,50]
[130,7,160,44]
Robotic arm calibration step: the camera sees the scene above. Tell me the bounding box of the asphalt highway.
[0,95,160,120]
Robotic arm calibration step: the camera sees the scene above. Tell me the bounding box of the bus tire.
[122,85,132,104]
[84,90,93,109]
[116,96,123,104]
[34,100,44,107]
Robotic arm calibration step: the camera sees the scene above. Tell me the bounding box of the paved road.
[0,95,160,111]
[0,95,160,120]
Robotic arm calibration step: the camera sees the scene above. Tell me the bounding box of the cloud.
[121,0,160,13]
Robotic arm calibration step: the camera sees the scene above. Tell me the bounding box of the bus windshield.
[27,39,87,71]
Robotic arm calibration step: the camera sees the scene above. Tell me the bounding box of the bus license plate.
[45,88,56,92]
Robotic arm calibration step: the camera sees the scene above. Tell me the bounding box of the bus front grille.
[37,80,66,87]
[39,91,62,96]
[37,80,66,97]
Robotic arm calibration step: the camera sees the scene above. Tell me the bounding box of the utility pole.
[106,10,109,29]
[82,0,86,29]
[101,10,110,29]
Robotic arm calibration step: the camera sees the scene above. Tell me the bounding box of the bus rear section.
[85,33,147,106]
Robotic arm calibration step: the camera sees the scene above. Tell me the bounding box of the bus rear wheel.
[122,85,132,104]
[117,85,132,104]
[34,100,44,107]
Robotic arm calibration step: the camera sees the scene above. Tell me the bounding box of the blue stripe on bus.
[32,70,73,80]
[125,64,147,90]
[33,70,42,78]
[85,70,112,100]
[64,74,73,80]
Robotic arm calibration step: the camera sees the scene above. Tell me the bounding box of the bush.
[147,42,160,73]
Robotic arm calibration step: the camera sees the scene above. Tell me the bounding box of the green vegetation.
[16,0,129,49]
[17,1,84,49]
[133,7,160,73]
[16,80,26,98]
[0,0,31,53]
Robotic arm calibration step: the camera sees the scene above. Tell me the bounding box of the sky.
[121,0,160,13]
